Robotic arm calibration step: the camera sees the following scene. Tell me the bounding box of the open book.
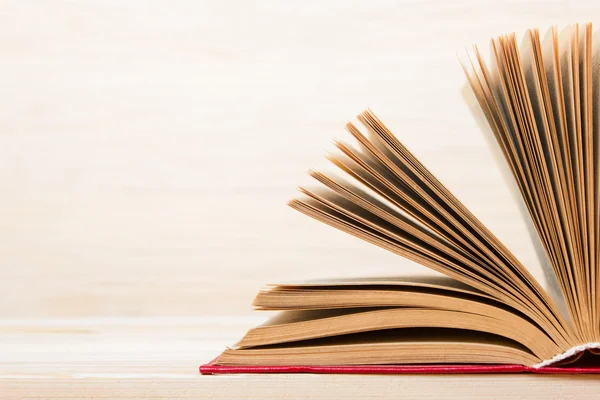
[203,23,600,373]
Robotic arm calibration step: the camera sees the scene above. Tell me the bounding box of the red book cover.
[200,356,600,375]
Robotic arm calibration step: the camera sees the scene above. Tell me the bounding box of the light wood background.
[1,0,600,320]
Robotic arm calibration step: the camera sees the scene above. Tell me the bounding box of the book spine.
[533,342,600,368]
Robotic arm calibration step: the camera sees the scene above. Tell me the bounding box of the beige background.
[2,0,600,319]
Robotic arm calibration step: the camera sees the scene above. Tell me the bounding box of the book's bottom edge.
[535,342,600,368]
[199,358,600,375]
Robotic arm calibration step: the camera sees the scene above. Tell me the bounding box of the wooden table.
[1,317,599,399]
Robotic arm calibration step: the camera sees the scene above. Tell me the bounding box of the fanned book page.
[203,23,600,374]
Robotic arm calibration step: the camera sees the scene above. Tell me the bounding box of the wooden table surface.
[1,317,599,400]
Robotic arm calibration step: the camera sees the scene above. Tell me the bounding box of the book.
[202,23,600,374]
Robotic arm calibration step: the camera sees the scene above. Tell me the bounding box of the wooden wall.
[1,0,598,317]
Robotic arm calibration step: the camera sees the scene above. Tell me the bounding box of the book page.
[272,275,478,292]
